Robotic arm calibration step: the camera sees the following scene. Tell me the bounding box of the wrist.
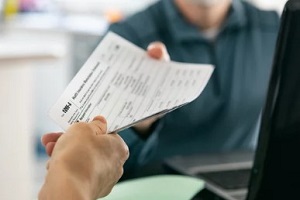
[133,126,151,138]
[39,158,94,200]
[133,119,160,140]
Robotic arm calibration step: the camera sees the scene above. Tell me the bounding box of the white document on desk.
[49,32,214,133]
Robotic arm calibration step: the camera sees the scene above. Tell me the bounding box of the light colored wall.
[248,0,287,12]
[55,0,158,16]
[0,61,34,200]
[0,28,71,199]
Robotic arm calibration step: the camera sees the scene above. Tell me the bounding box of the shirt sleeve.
[119,119,164,176]
[108,22,142,46]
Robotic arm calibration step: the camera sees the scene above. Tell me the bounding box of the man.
[108,0,280,178]
[38,116,129,200]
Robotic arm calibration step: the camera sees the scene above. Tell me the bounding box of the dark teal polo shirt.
[108,0,279,173]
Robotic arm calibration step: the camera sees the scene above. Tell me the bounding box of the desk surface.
[101,175,205,200]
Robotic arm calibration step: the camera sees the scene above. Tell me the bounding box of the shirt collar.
[162,0,247,42]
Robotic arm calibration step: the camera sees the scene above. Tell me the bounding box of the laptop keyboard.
[197,169,251,190]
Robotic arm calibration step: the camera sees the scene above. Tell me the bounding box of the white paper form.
[49,32,214,133]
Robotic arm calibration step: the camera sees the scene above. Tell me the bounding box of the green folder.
[100,175,205,200]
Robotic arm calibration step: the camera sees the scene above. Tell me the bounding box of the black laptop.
[164,1,300,200]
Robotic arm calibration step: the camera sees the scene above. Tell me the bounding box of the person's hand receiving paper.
[39,116,129,200]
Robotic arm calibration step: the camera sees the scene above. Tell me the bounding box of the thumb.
[147,42,170,61]
[89,116,108,135]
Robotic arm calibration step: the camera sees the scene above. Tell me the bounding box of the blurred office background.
[0,0,288,199]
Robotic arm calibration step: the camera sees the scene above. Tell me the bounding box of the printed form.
[49,32,214,133]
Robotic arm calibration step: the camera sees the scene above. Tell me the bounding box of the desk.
[119,151,253,200]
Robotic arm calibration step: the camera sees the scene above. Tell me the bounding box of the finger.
[46,160,51,170]
[92,116,107,124]
[41,132,63,146]
[90,116,108,135]
[147,42,170,61]
[45,142,56,157]
[109,132,130,162]
[156,113,165,119]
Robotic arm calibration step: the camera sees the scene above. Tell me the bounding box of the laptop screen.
[247,1,300,200]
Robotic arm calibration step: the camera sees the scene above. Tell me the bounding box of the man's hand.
[133,42,170,136]
[147,42,170,61]
[39,116,129,200]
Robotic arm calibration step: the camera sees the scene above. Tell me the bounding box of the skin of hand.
[132,42,170,135]
[39,116,129,200]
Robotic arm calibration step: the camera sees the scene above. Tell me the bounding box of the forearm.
[132,115,164,139]
[120,120,163,174]
[38,161,92,200]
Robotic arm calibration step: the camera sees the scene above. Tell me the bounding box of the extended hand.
[39,116,129,200]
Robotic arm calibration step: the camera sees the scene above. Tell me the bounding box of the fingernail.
[40,136,45,146]
[93,116,107,124]
[147,43,156,51]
